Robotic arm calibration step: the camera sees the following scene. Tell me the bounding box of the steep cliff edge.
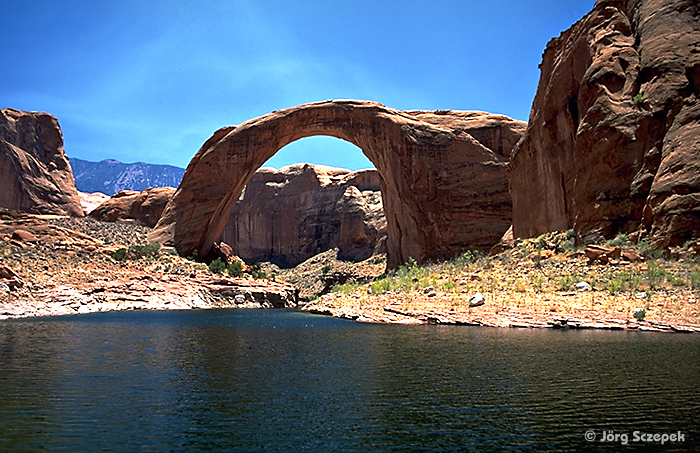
[0,108,83,216]
[509,0,700,248]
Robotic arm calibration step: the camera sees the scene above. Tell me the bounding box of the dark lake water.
[1,309,699,452]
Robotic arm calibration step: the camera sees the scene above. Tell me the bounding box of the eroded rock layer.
[219,164,386,267]
[509,0,700,247]
[150,100,526,269]
[0,108,83,216]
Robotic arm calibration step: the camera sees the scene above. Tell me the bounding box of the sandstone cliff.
[219,164,386,267]
[509,0,700,248]
[0,108,83,216]
[89,187,175,228]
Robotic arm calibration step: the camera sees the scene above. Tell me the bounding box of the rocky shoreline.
[1,273,297,320]
[301,296,700,333]
[0,210,297,320]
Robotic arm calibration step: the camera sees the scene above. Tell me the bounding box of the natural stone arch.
[149,100,525,269]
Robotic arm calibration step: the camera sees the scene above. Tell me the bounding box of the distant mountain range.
[69,158,185,196]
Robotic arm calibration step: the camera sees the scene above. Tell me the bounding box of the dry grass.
[319,231,700,327]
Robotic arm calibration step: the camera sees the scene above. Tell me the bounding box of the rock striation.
[89,187,175,228]
[219,164,386,267]
[509,0,700,248]
[150,100,526,269]
[0,108,83,216]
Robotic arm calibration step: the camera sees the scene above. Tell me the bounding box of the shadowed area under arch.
[149,100,526,269]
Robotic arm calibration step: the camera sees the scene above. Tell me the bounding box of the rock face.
[89,187,175,228]
[219,164,386,267]
[0,108,83,216]
[150,100,526,269]
[509,0,700,247]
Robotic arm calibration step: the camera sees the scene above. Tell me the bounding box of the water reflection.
[0,309,698,451]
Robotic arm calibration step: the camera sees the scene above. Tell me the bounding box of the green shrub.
[250,264,267,279]
[371,278,392,293]
[130,243,161,258]
[110,243,160,261]
[227,260,244,277]
[607,232,629,247]
[557,274,575,291]
[607,278,622,294]
[646,261,667,289]
[691,270,700,291]
[111,248,128,261]
[633,93,644,105]
[208,257,227,274]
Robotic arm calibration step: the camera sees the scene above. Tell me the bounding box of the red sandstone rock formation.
[89,187,175,228]
[509,0,700,247]
[150,100,525,269]
[219,164,386,267]
[0,108,83,216]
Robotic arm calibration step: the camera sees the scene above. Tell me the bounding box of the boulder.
[89,187,175,228]
[11,230,38,243]
[150,100,526,269]
[584,245,622,264]
[509,0,700,248]
[219,164,386,267]
[489,225,515,256]
[0,263,23,290]
[0,108,83,216]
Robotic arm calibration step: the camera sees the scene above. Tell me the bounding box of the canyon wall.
[219,164,385,267]
[0,108,83,217]
[509,0,700,247]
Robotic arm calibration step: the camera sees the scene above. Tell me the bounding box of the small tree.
[227,260,244,277]
[208,258,227,274]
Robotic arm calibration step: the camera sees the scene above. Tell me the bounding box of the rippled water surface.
[1,309,699,451]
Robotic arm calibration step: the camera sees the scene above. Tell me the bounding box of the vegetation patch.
[111,243,161,261]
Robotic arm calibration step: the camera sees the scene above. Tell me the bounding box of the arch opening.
[219,135,387,268]
[262,135,374,172]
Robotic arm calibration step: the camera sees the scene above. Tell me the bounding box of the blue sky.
[1,0,594,171]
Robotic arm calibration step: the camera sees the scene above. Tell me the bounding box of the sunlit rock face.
[509,0,700,247]
[0,108,83,217]
[89,187,176,228]
[218,164,385,267]
[149,100,525,269]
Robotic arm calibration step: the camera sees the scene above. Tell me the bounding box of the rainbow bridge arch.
[149,100,524,269]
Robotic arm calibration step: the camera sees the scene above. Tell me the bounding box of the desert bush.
[208,257,227,274]
[131,243,161,258]
[110,243,160,261]
[227,260,244,277]
[111,248,128,261]
[606,232,629,247]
